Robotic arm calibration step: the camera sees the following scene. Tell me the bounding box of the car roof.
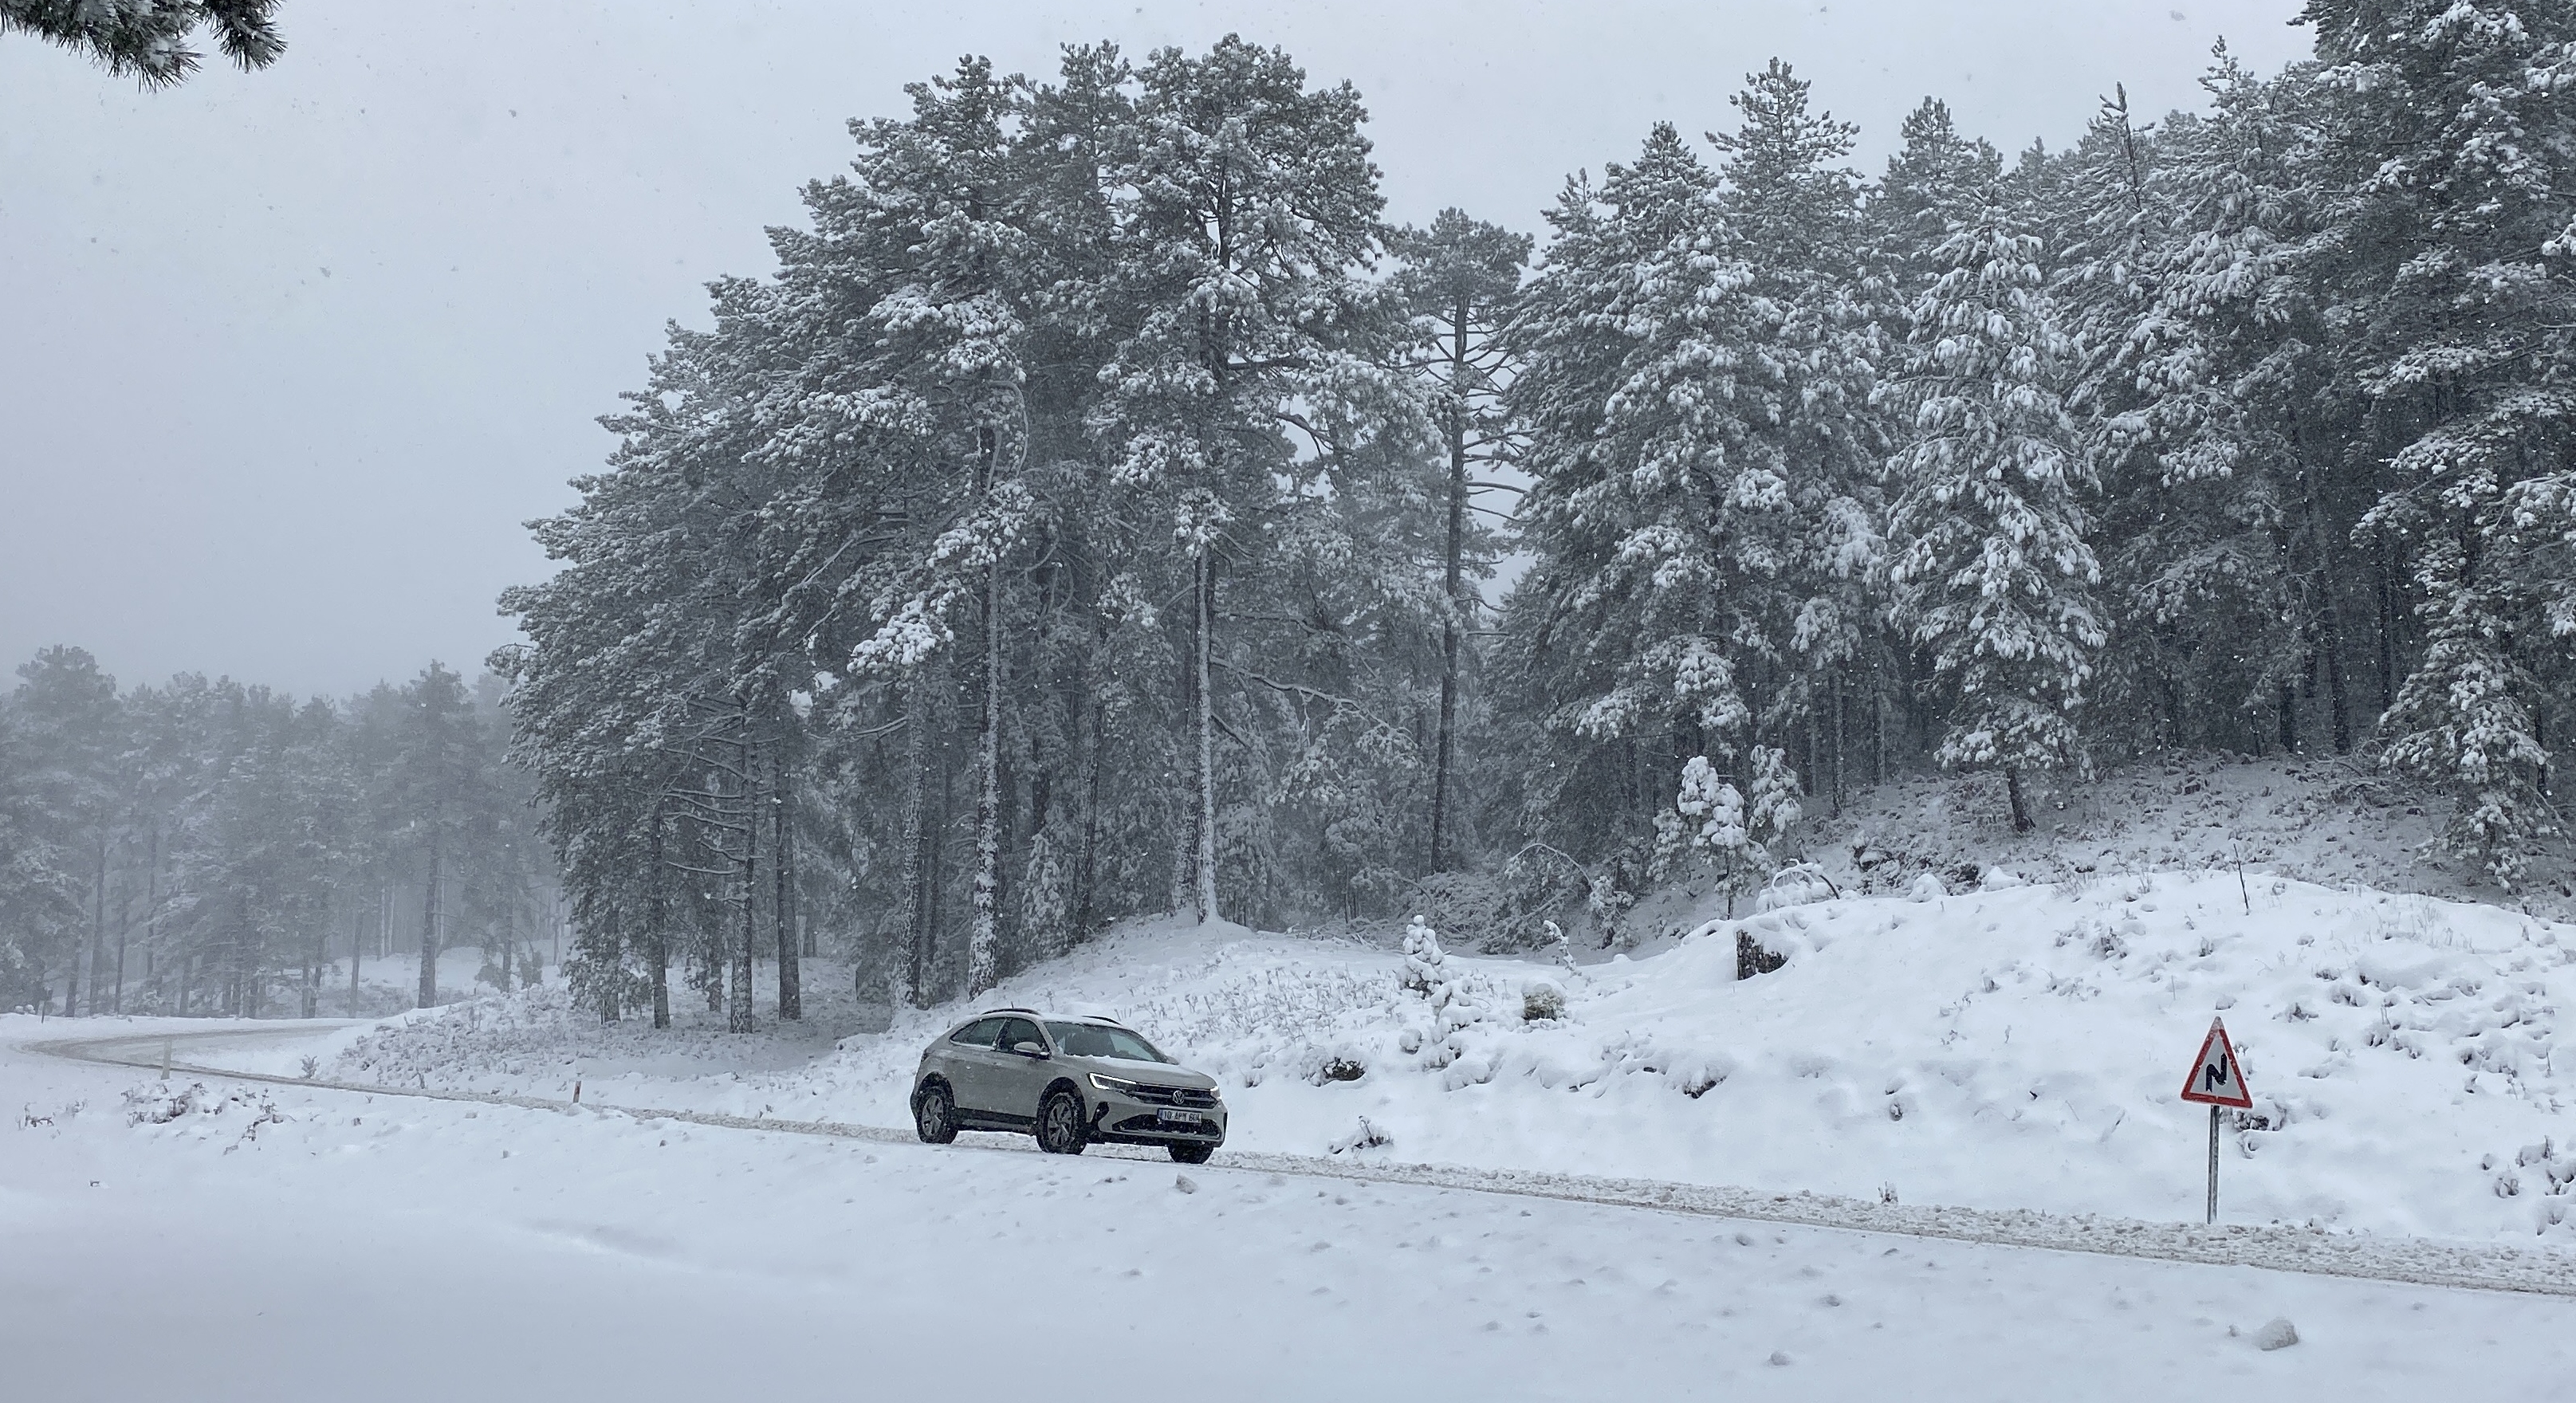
[966,1008,1128,1028]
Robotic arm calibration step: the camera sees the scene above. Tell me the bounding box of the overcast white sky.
[0,1,2314,698]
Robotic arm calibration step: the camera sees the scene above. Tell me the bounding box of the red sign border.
[2178,1017,2255,1109]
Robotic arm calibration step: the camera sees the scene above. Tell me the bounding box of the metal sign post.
[2206,1104,2220,1224]
[2178,1017,2254,1225]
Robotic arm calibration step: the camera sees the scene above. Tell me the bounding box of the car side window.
[997,1018,1043,1053]
[948,1017,1005,1047]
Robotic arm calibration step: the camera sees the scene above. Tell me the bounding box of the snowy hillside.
[305,862,2576,1247]
[1789,750,2576,916]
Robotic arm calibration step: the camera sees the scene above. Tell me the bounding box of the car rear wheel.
[1168,1141,1213,1165]
[914,1081,958,1145]
[1036,1087,1089,1155]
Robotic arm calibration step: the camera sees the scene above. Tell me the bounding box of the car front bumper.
[1084,1087,1227,1147]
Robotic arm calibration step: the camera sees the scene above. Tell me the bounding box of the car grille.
[1114,1114,1221,1137]
[1129,1083,1219,1109]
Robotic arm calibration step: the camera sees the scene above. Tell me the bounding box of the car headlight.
[1088,1072,1138,1094]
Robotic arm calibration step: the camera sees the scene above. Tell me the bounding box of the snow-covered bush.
[120,1081,285,1143]
[1736,929,1787,981]
[1298,1043,1368,1084]
[1410,870,1514,949]
[1400,915,1445,995]
[1328,1116,1391,1154]
[1522,981,1566,1022]
[1754,862,1839,912]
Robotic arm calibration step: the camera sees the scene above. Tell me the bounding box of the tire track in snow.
[31,1024,2576,1300]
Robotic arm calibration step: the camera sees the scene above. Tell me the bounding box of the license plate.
[1157,1108,1203,1126]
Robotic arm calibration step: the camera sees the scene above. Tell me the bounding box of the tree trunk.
[1430,301,1470,873]
[1194,552,1220,926]
[969,431,1005,994]
[1170,630,1197,917]
[2377,540,2400,712]
[773,746,800,1020]
[1076,638,1107,945]
[302,918,323,1019]
[81,836,106,1016]
[1871,680,1886,787]
[599,903,623,1025]
[2004,765,2033,833]
[2294,433,2355,755]
[418,831,442,1009]
[898,684,935,1008]
[348,904,363,1013]
[1831,672,1846,817]
[647,804,671,1029]
[109,865,130,1015]
[142,828,161,1007]
[730,738,757,1034]
[919,743,955,1000]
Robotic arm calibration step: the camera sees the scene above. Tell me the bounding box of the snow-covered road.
[5,1018,2570,1401]
[49,1020,2576,1298]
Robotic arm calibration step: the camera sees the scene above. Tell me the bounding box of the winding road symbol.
[2178,1017,2254,1110]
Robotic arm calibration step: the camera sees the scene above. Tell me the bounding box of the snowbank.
[311,867,2576,1245]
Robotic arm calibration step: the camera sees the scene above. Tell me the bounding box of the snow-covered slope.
[1799,749,2574,915]
[314,867,2576,1247]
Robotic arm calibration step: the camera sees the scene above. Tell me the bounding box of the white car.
[909,1008,1227,1163]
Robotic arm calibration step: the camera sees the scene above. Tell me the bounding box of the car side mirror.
[1011,1041,1048,1059]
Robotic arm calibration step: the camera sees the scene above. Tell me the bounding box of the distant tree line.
[0,648,551,1016]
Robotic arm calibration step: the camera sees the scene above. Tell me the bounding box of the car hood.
[1068,1057,1217,1091]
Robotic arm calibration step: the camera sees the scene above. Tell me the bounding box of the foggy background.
[0,0,2312,698]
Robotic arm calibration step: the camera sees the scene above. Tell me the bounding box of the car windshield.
[1044,1021,1168,1063]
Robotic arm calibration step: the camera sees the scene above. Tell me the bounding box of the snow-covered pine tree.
[2299,0,2576,882]
[1884,195,2103,831]
[2039,85,2182,749]
[1870,99,2005,310]
[1390,210,1529,871]
[0,704,81,1012]
[1,0,284,87]
[1709,60,1888,809]
[1505,124,1778,865]
[815,59,1036,997]
[2112,49,2358,757]
[1092,37,1399,926]
[6,646,121,1014]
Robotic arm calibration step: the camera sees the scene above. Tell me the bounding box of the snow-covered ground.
[6,1019,2571,1402]
[1803,749,2575,916]
[22,760,2576,1396]
[281,865,2576,1248]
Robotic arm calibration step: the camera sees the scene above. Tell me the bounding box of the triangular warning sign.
[2178,1017,2254,1108]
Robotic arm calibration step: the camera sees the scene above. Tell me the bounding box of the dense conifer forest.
[6,5,2570,1022]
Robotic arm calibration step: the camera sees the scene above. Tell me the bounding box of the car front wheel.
[1168,1141,1213,1165]
[1036,1087,1088,1155]
[914,1081,959,1144]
